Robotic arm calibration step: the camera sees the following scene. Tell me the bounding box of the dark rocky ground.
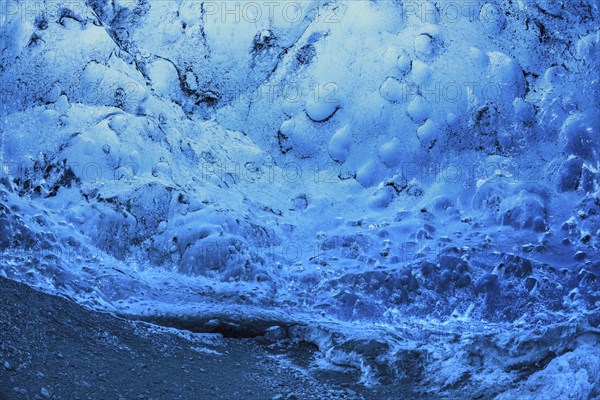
[0,277,427,400]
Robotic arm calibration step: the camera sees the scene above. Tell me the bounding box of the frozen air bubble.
[410,60,432,85]
[487,52,526,101]
[417,119,440,149]
[369,186,395,209]
[53,94,70,114]
[479,3,506,34]
[557,157,584,192]
[185,71,198,91]
[469,47,489,70]
[328,125,352,163]
[356,161,381,188]
[544,65,568,85]
[576,31,600,61]
[407,95,431,123]
[560,114,598,160]
[279,118,318,158]
[513,98,536,125]
[379,77,408,103]
[147,58,181,98]
[305,95,340,122]
[446,112,459,128]
[43,83,62,104]
[397,51,412,75]
[414,34,434,59]
[378,138,403,167]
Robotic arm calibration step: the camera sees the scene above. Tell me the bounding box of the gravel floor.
[0,277,426,400]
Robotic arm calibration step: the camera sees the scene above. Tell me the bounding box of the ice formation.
[1,0,599,397]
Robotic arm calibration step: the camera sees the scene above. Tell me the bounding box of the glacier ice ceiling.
[0,0,599,398]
